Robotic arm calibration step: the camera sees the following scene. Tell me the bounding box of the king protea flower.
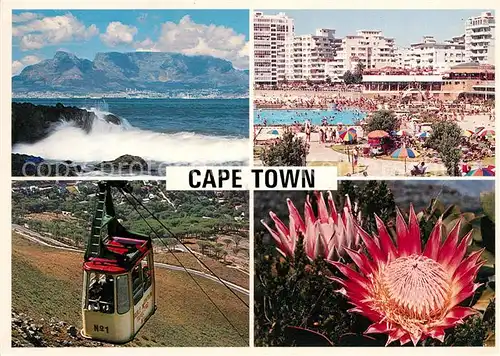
[261,191,360,261]
[329,205,484,346]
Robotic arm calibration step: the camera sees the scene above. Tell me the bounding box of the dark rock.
[103,114,121,125]
[12,102,98,145]
[96,154,148,172]
[67,325,78,337]
[12,153,82,177]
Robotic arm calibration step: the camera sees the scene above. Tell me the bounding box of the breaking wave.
[12,108,249,164]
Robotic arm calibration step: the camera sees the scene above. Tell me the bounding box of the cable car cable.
[119,188,249,308]
[118,189,248,342]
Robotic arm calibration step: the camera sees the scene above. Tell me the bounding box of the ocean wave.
[12,108,249,164]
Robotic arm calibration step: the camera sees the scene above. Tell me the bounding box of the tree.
[426,121,462,151]
[359,181,396,233]
[342,70,355,85]
[353,63,365,84]
[261,130,308,166]
[306,78,313,86]
[364,110,400,133]
[426,121,462,176]
[325,75,332,86]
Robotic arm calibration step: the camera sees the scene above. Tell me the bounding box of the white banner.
[165,166,338,191]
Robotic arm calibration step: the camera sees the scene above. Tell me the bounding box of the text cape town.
[165,167,338,191]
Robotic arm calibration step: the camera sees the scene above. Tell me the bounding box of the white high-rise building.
[406,36,466,73]
[284,28,338,83]
[329,30,396,79]
[465,11,495,64]
[253,11,294,85]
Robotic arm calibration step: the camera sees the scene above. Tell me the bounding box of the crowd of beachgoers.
[254,90,495,176]
[255,91,495,122]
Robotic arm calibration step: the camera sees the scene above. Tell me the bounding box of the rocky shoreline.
[12,102,151,176]
[12,153,150,177]
[12,309,112,347]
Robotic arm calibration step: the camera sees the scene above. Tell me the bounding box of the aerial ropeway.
[81,181,156,343]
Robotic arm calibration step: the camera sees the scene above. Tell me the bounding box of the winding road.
[12,224,249,296]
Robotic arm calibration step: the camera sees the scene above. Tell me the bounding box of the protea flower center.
[329,205,484,346]
[374,255,451,335]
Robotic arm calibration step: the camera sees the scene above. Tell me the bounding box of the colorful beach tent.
[339,130,357,142]
[417,132,430,138]
[367,130,389,139]
[466,168,495,176]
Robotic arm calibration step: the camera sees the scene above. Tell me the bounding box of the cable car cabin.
[81,182,156,343]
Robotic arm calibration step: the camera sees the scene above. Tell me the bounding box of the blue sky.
[262,9,494,45]
[12,10,249,74]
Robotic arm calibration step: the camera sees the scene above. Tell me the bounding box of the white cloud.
[134,15,249,69]
[13,13,99,50]
[12,55,42,75]
[135,38,159,52]
[12,61,24,75]
[100,22,138,47]
[12,12,40,23]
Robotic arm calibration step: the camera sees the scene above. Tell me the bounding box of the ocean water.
[254,109,366,126]
[12,98,249,166]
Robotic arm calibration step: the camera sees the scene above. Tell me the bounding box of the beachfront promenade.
[306,133,446,176]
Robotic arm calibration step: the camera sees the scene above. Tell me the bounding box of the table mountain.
[13,51,248,93]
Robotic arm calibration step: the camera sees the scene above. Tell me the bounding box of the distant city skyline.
[259,10,494,46]
[12,10,249,75]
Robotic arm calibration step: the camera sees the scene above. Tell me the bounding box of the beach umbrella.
[461,130,474,137]
[478,129,495,138]
[267,129,279,135]
[367,130,390,139]
[466,168,495,176]
[339,130,357,142]
[391,145,419,174]
[391,146,418,159]
[474,127,485,134]
[417,132,430,139]
[487,165,495,174]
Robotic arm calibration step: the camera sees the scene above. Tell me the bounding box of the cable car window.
[116,275,130,314]
[86,273,114,314]
[132,265,143,305]
[141,255,152,292]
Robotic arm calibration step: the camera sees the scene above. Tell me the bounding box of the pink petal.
[423,218,442,259]
[437,218,462,265]
[442,306,478,325]
[348,307,380,322]
[427,327,445,343]
[269,211,291,240]
[395,207,411,256]
[328,261,371,288]
[357,225,386,264]
[327,191,338,224]
[261,219,293,256]
[304,195,317,228]
[345,247,375,276]
[452,282,482,305]
[410,331,422,346]
[386,328,406,346]
[407,204,422,255]
[374,214,397,259]
[365,322,391,334]
[314,191,329,223]
[399,333,411,345]
[287,198,305,232]
[452,249,484,281]
[446,231,473,275]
